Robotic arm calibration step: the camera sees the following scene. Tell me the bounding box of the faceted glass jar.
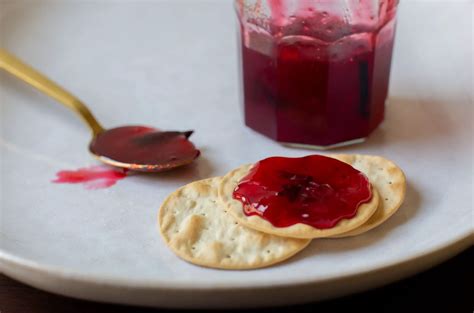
[236,0,399,149]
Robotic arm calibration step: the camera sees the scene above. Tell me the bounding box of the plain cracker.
[158,177,310,270]
[328,154,406,237]
[218,164,379,239]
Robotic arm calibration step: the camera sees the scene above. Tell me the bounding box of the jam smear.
[53,165,127,190]
[89,126,200,170]
[233,155,372,229]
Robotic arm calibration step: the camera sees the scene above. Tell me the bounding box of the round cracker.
[218,164,379,239]
[328,154,406,237]
[158,177,310,270]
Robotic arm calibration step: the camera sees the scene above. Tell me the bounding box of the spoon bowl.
[89,126,200,172]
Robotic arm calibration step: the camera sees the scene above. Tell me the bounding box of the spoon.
[0,49,200,172]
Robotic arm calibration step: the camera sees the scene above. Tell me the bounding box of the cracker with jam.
[158,154,406,269]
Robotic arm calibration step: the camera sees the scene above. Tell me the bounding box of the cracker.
[328,154,406,237]
[218,164,379,239]
[158,177,310,270]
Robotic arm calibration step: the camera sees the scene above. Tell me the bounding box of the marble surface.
[0,0,472,308]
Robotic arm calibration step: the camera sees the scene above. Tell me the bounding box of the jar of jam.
[236,0,399,148]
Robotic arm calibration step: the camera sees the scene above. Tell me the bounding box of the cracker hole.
[388,181,392,185]
[231,238,235,241]
[378,167,383,171]
[225,255,231,258]
[201,213,206,216]
[385,198,389,201]
[192,246,196,250]
[234,222,238,225]
[266,250,271,254]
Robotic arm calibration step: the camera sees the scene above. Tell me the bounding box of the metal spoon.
[0,49,200,172]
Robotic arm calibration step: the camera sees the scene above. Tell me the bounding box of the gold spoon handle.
[0,48,104,136]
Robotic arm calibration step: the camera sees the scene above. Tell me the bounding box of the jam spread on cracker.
[232,155,372,229]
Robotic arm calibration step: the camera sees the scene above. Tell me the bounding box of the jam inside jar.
[236,0,399,148]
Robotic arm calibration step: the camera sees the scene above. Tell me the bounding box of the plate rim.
[1,230,472,290]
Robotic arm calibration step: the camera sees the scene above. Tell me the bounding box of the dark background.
[1,246,472,313]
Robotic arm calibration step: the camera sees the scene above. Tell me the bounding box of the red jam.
[53,165,127,190]
[89,126,200,170]
[239,3,397,146]
[232,155,372,229]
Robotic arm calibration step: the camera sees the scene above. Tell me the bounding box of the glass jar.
[236,0,399,149]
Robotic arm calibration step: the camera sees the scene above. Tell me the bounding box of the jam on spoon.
[0,49,199,172]
[89,126,200,172]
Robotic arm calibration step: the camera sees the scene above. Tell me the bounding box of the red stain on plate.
[52,165,127,190]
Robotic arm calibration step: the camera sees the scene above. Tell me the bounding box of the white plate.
[0,0,472,309]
